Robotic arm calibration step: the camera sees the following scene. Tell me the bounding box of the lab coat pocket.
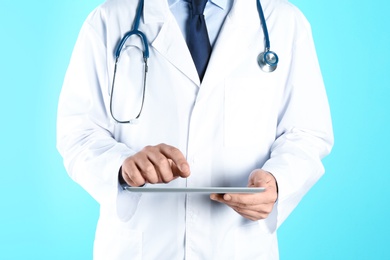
[111,228,143,260]
[233,222,274,260]
[116,228,143,260]
[224,77,276,149]
[95,222,143,260]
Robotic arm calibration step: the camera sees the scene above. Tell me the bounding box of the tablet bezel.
[124,186,265,194]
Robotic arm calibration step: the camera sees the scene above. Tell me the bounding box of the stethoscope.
[110,0,278,124]
[256,0,279,73]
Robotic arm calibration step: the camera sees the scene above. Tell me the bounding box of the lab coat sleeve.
[56,13,141,221]
[261,12,334,230]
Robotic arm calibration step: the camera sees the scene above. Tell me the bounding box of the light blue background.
[1,0,389,259]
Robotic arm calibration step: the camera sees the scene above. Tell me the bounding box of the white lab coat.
[57,0,333,259]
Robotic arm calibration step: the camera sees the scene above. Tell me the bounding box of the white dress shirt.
[168,0,233,46]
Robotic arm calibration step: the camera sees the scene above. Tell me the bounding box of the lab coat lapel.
[151,19,200,85]
[202,1,263,88]
[145,1,200,85]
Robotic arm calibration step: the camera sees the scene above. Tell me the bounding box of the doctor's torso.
[60,0,327,259]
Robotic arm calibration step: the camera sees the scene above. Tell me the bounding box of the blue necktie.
[188,0,211,81]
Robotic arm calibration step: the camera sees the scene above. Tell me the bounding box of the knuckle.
[142,166,158,183]
[169,146,180,153]
[156,156,168,167]
[266,205,274,214]
[124,156,137,166]
[142,145,154,153]
[131,175,144,186]
[259,213,268,220]
[143,164,155,175]
[160,168,175,183]
[132,180,144,187]
[234,206,247,214]
[234,197,245,205]
[157,143,169,150]
[257,208,272,219]
[122,175,132,185]
[165,145,180,156]
[234,208,243,215]
[148,178,158,184]
[161,174,173,183]
[161,178,170,184]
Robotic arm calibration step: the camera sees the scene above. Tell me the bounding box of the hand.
[210,169,278,221]
[121,143,191,187]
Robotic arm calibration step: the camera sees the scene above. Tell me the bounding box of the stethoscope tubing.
[115,30,149,60]
[110,0,278,124]
[115,0,149,60]
[256,0,270,51]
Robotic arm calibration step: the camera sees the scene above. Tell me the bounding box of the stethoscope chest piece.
[257,50,278,73]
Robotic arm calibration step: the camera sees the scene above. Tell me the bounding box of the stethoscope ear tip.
[258,51,278,73]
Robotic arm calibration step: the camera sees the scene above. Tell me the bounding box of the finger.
[229,191,277,208]
[210,193,251,206]
[122,159,146,187]
[131,151,160,184]
[145,151,175,183]
[211,194,274,220]
[211,192,276,213]
[232,201,275,214]
[222,193,260,206]
[169,159,192,181]
[248,170,278,202]
[232,207,270,221]
[210,193,224,202]
[249,169,276,188]
[137,160,160,184]
[158,144,190,177]
[128,172,147,187]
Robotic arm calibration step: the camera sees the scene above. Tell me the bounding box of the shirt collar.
[211,0,230,10]
[167,0,230,10]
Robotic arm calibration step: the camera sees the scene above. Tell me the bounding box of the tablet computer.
[124,186,265,194]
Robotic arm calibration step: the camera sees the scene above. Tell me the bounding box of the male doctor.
[57,0,333,259]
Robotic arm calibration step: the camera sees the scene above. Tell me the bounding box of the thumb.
[248,169,274,187]
[249,169,279,202]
